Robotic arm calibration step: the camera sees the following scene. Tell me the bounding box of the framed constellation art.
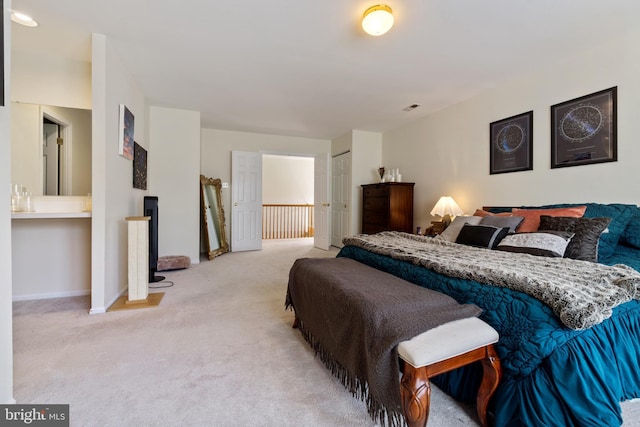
[551,87,617,169]
[489,111,533,175]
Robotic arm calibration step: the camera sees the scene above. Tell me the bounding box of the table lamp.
[430,196,464,227]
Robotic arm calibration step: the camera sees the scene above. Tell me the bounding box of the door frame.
[41,107,72,196]
[259,149,331,249]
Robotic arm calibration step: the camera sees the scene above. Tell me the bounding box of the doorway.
[42,116,69,195]
[231,151,320,252]
[262,154,314,239]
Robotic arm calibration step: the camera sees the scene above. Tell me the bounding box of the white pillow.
[496,231,574,257]
[438,216,482,242]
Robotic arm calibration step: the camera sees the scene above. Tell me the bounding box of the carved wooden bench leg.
[399,344,501,427]
[400,361,430,427]
[397,318,501,427]
[477,344,501,427]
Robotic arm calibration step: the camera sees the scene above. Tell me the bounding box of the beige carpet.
[12,238,640,426]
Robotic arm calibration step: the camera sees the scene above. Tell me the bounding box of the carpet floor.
[12,238,640,426]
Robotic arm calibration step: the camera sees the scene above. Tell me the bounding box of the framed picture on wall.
[118,104,135,160]
[133,142,147,190]
[551,87,617,168]
[489,111,533,174]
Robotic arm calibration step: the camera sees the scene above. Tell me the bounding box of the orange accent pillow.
[511,206,587,232]
[473,209,513,217]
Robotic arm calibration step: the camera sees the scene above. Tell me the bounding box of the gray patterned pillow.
[539,215,611,262]
[479,215,524,233]
[496,231,574,257]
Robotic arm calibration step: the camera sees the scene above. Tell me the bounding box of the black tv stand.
[149,266,165,283]
[144,196,162,285]
[150,273,165,283]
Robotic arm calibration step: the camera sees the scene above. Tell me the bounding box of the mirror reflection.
[200,175,229,259]
[11,102,92,196]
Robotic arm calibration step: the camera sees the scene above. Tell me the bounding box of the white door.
[231,151,262,252]
[43,122,59,195]
[331,152,351,247]
[314,153,330,250]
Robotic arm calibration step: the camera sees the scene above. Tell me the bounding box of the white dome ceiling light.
[362,4,394,36]
[11,11,39,27]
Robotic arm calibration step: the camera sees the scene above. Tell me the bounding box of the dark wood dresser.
[361,182,414,234]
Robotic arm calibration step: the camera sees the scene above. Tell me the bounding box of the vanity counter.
[12,212,92,219]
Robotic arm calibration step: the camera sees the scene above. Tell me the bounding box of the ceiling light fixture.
[362,4,394,36]
[11,11,39,27]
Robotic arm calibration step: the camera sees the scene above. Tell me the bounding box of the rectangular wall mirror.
[11,102,92,196]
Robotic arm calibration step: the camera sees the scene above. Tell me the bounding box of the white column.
[126,216,150,303]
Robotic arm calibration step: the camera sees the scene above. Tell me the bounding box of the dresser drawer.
[363,185,389,199]
[363,196,388,212]
[363,210,388,225]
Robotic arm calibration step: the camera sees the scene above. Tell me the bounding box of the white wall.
[10,103,39,194]
[90,34,148,312]
[331,130,382,235]
[201,128,330,239]
[148,106,201,263]
[351,131,382,234]
[262,155,314,204]
[11,50,91,109]
[383,29,640,230]
[90,34,107,313]
[1,0,15,404]
[12,218,91,299]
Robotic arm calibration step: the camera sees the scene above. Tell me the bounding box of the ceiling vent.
[402,104,420,112]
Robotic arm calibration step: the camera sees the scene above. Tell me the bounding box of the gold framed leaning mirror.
[200,175,229,259]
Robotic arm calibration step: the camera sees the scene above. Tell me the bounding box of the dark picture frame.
[490,111,533,174]
[551,87,617,169]
[133,142,147,190]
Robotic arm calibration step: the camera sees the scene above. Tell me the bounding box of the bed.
[337,202,640,427]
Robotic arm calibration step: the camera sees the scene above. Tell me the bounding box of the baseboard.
[12,290,90,302]
[3,398,16,404]
[89,307,106,315]
[98,286,128,314]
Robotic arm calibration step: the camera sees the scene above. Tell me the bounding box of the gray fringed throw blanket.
[343,231,640,330]
[285,257,482,427]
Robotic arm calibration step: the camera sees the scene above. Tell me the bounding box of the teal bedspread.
[337,245,640,427]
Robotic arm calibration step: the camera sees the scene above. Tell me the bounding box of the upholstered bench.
[286,257,502,427]
[398,317,501,427]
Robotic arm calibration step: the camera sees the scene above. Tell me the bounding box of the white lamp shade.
[430,196,464,218]
[362,5,394,36]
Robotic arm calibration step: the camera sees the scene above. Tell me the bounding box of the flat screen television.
[144,196,165,283]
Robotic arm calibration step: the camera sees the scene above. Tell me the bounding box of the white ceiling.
[9,0,640,140]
